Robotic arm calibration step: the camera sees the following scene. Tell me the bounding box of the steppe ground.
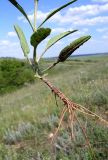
[0,55,108,159]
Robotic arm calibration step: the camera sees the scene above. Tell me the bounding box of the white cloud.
[0,40,10,46]
[92,0,108,3]
[0,40,21,58]
[73,16,108,26]
[4,2,108,58]
[0,40,18,46]
[67,3,108,17]
[18,10,48,23]
[75,28,89,35]
[52,27,67,34]
[53,3,108,26]
[28,10,48,22]
[65,28,89,43]
[96,28,108,40]
[18,16,24,21]
[96,27,108,32]
[7,32,17,37]
[102,35,108,39]
[18,3,108,27]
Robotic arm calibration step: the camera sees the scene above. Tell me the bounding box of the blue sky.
[0,0,108,58]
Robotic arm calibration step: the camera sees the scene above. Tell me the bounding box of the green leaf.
[30,28,51,48]
[38,0,77,28]
[8,0,33,30]
[14,25,30,57]
[44,30,78,52]
[57,35,91,62]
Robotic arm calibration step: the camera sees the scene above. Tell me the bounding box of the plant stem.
[34,0,38,31]
[33,46,37,62]
[40,77,76,108]
[33,0,38,72]
[42,61,58,73]
[33,46,39,72]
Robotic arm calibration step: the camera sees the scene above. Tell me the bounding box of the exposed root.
[41,77,108,126]
[68,104,75,140]
[54,94,59,108]
[41,77,108,159]
[51,107,68,143]
[74,113,96,160]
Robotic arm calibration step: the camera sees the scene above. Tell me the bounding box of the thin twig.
[42,61,58,73]
[69,106,75,140]
[74,113,96,160]
[52,107,67,143]
[54,94,59,108]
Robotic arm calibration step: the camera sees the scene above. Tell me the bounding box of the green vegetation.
[0,58,34,94]
[0,56,108,159]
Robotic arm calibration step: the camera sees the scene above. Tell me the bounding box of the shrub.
[90,91,107,106]
[0,58,34,94]
[3,122,34,145]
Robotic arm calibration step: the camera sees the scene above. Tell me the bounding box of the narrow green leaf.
[30,28,51,48]
[8,0,33,31]
[38,0,77,28]
[14,25,30,57]
[57,35,91,62]
[44,30,78,52]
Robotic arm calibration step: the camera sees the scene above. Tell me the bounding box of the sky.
[0,0,108,58]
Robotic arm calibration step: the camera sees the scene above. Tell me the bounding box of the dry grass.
[0,55,108,159]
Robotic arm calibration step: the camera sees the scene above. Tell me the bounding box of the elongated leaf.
[14,25,30,57]
[38,0,77,28]
[57,35,91,62]
[8,0,33,30]
[44,30,78,52]
[30,28,51,48]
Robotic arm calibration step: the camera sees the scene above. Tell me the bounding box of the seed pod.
[30,28,51,48]
[57,35,91,62]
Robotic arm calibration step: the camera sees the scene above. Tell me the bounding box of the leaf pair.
[8,0,33,31]
[8,0,77,30]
